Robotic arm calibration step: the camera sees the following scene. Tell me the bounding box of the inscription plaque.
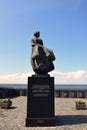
[32,85,50,97]
[26,76,55,126]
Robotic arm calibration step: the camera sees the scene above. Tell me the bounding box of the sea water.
[0,84,87,90]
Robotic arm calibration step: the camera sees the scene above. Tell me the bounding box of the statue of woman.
[30,31,55,75]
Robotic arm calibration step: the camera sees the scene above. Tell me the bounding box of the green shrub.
[0,98,12,105]
[75,100,85,104]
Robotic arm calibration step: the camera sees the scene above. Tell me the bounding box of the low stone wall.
[0,88,87,98]
[0,88,27,98]
[55,90,87,98]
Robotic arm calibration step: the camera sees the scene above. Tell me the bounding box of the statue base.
[26,117,56,127]
[32,74,50,77]
[25,76,56,127]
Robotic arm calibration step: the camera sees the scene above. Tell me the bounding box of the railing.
[0,88,27,98]
[0,88,87,98]
[55,90,87,98]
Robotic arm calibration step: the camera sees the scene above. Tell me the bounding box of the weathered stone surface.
[1,97,87,129]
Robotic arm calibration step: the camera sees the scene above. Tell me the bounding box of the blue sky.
[0,0,87,84]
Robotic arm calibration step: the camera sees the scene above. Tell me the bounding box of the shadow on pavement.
[56,115,87,126]
[8,106,18,109]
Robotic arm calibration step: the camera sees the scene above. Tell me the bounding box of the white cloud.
[0,72,33,84]
[50,70,87,84]
[0,70,87,84]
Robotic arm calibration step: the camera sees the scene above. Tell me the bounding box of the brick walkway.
[0,97,87,130]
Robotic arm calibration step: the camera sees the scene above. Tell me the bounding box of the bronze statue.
[30,31,56,75]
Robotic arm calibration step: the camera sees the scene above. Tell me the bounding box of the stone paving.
[0,96,87,130]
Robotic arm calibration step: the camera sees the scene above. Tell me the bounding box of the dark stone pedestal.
[26,76,56,127]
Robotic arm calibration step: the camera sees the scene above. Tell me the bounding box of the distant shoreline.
[0,84,87,90]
